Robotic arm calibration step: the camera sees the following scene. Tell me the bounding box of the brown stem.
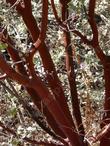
[32,0,48,54]
[60,2,85,145]
[50,0,66,29]
[88,0,98,45]
[88,0,105,61]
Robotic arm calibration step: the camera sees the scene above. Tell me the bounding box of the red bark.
[60,2,85,145]
[2,1,82,145]
[4,0,68,138]
[6,45,65,138]
[19,0,75,129]
[1,0,110,146]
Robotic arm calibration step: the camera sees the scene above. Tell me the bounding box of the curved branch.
[59,2,85,145]
[72,0,106,62]
[73,30,92,45]
[88,0,98,46]
[6,32,66,139]
[33,0,48,54]
[50,0,66,29]
[0,73,7,80]
[87,0,106,61]
[0,53,30,86]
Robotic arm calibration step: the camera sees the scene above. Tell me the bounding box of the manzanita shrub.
[0,0,110,146]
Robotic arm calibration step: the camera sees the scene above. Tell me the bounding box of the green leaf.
[0,42,8,50]
[8,107,17,117]
[11,139,21,146]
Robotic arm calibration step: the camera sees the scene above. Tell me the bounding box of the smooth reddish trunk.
[64,31,85,136]
[60,2,85,145]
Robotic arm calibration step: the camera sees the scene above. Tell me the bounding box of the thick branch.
[16,0,75,130]
[0,51,81,145]
[9,47,66,138]
[73,30,92,45]
[33,0,48,54]
[2,26,65,138]
[50,0,66,29]
[5,1,82,144]
[88,0,98,45]
[87,0,106,61]
[60,2,84,146]
[0,53,30,86]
